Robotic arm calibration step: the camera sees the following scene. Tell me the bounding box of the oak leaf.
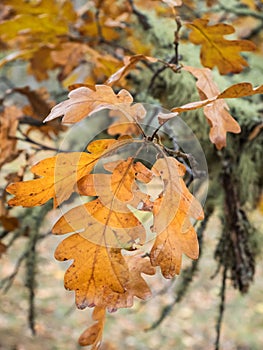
[183,66,241,149]
[186,18,256,74]
[44,85,144,125]
[55,234,128,309]
[55,232,155,310]
[106,55,158,86]
[6,139,117,208]
[53,158,152,248]
[160,82,263,148]
[150,157,204,277]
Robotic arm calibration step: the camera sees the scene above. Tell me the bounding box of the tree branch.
[128,0,151,30]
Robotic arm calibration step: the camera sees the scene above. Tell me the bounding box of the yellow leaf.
[55,234,128,309]
[6,139,117,208]
[186,18,256,74]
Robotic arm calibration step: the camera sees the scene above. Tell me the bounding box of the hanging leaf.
[183,66,241,149]
[150,157,204,277]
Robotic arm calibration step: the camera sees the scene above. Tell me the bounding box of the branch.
[14,127,67,153]
[147,17,182,92]
[0,250,28,292]
[173,16,182,66]
[128,0,151,30]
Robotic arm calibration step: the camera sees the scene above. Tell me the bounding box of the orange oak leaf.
[167,82,263,118]
[78,255,155,348]
[55,234,128,309]
[6,139,117,208]
[150,157,204,277]
[186,18,256,74]
[53,159,152,248]
[160,82,263,148]
[55,233,155,310]
[110,157,139,202]
[106,55,158,86]
[44,85,144,125]
[78,306,106,348]
[183,66,241,149]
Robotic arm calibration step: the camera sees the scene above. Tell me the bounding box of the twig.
[174,16,182,66]
[95,0,104,42]
[25,226,38,335]
[0,251,28,292]
[214,265,227,350]
[128,0,151,30]
[147,15,182,92]
[13,127,67,153]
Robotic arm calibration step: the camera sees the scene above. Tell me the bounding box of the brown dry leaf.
[0,216,19,232]
[218,82,263,99]
[186,18,256,74]
[106,55,158,86]
[0,241,7,258]
[78,307,106,348]
[0,106,22,169]
[123,254,155,302]
[232,16,260,39]
[28,47,58,81]
[44,85,142,125]
[52,43,122,85]
[6,139,117,208]
[150,157,203,277]
[12,86,65,138]
[160,82,263,149]
[183,66,241,149]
